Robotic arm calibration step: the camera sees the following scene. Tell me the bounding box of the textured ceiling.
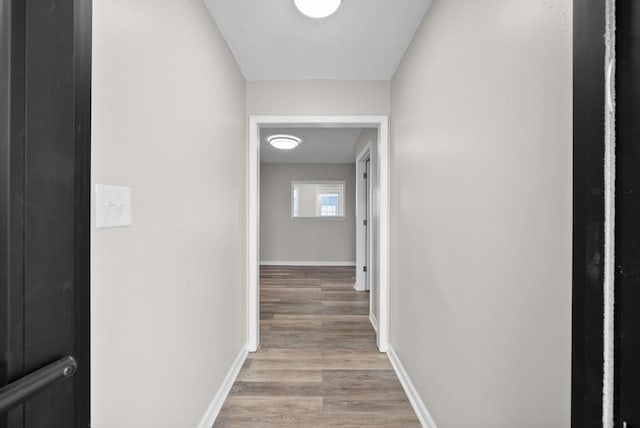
[260,127,368,164]
[203,0,432,80]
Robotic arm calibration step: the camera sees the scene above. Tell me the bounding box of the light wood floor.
[213,266,421,427]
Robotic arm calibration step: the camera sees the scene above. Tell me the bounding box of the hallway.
[82,0,575,425]
[214,266,420,427]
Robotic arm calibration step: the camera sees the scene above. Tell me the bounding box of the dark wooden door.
[615,2,640,427]
[0,0,91,427]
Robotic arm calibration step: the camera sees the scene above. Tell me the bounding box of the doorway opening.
[247,115,389,353]
[354,142,378,333]
[355,145,371,294]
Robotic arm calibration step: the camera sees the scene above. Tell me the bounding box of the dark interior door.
[0,0,91,427]
[573,2,640,427]
[615,2,640,427]
[572,2,606,424]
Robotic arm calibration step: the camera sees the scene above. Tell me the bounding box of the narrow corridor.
[214,266,420,427]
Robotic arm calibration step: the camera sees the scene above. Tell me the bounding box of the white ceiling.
[260,127,367,163]
[203,0,432,81]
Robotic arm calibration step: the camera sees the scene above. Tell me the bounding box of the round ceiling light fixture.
[294,0,342,19]
[267,134,302,150]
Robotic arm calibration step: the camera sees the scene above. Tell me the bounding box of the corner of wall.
[197,344,249,428]
[387,345,438,428]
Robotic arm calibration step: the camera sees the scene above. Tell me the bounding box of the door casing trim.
[354,142,372,292]
[247,115,390,352]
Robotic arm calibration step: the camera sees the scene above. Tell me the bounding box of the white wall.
[91,0,246,426]
[389,1,572,427]
[260,163,356,263]
[247,80,390,115]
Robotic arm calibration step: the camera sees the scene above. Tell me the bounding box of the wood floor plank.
[237,369,322,383]
[229,381,324,397]
[213,266,420,427]
[215,396,323,428]
[222,396,323,410]
[248,348,323,360]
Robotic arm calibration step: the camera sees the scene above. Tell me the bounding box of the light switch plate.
[96,184,132,229]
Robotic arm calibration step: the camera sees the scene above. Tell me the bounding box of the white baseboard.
[197,344,248,428]
[387,345,437,428]
[260,261,356,267]
[370,313,378,333]
[354,281,366,291]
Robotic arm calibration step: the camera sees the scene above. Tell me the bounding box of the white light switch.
[96,184,132,229]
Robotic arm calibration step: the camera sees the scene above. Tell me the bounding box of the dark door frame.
[572,1,605,427]
[0,0,92,426]
[573,2,640,427]
[614,2,640,426]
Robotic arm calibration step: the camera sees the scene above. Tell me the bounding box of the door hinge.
[363,219,367,226]
[363,266,367,272]
[363,172,367,179]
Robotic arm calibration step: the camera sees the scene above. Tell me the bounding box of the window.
[291,181,345,218]
[292,187,299,217]
[319,193,339,216]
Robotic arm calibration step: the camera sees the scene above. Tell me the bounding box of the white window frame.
[291,180,345,219]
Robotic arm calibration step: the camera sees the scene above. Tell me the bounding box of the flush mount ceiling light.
[267,135,302,150]
[294,0,342,18]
